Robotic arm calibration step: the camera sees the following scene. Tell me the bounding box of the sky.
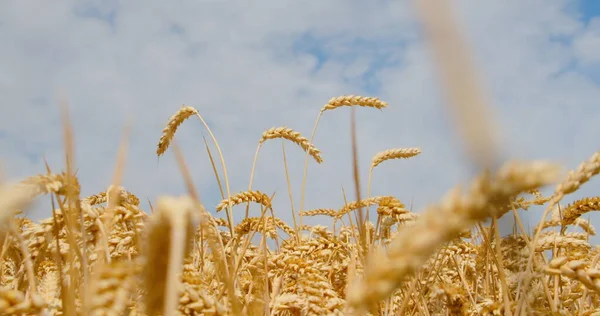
[1,0,599,239]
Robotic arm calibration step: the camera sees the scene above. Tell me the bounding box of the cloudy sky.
[1,0,599,237]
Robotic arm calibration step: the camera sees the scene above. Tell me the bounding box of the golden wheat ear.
[259,126,323,164]
[320,95,388,113]
[370,148,421,170]
[216,190,272,212]
[156,106,197,156]
[366,148,420,221]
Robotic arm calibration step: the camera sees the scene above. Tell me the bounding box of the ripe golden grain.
[260,127,323,164]
[562,197,600,225]
[370,148,422,169]
[299,208,337,217]
[156,106,197,156]
[321,95,388,113]
[215,190,272,212]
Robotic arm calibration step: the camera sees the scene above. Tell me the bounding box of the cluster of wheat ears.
[3,2,600,315]
[0,94,599,316]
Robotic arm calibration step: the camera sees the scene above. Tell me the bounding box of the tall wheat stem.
[192,111,235,237]
[300,112,323,228]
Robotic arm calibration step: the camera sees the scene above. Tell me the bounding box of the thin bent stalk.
[192,111,236,238]
[246,145,262,219]
[300,112,324,229]
[281,141,300,243]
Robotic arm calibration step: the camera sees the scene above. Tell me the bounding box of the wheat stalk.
[156,105,236,238]
[143,196,197,316]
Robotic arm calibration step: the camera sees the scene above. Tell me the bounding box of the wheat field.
[2,2,600,316]
[0,96,599,315]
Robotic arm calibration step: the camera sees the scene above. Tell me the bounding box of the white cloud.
[1,0,599,240]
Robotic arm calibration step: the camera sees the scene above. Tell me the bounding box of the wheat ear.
[561,197,600,226]
[299,208,337,217]
[156,106,197,156]
[259,127,323,164]
[370,148,422,169]
[366,148,421,221]
[216,190,272,212]
[320,95,388,113]
[545,257,600,294]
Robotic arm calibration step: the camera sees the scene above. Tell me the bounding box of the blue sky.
[1,0,599,239]
[581,0,600,21]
